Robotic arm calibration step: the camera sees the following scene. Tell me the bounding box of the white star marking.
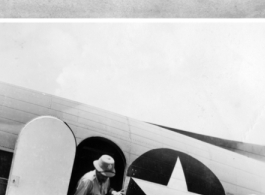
[168,157,188,191]
[132,157,201,195]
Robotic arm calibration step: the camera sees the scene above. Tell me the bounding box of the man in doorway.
[74,155,125,195]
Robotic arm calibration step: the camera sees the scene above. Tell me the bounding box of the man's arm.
[74,179,93,195]
[110,189,125,195]
[108,187,114,195]
[108,185,124,195]
[107,179,124,195]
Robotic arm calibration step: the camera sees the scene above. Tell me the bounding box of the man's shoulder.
[75,171,96,195]
[81,170,96,182]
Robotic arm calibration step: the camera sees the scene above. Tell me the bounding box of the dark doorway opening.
[67,137,126,195]
[0,150,13,195]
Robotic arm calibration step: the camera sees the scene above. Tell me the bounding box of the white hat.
[93,155,116,177]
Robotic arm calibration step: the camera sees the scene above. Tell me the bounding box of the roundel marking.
[127,148,225,195]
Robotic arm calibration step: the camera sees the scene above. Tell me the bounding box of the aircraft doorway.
[67,137,126,195]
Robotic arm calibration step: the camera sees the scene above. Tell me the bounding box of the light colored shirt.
[74,170,110,195]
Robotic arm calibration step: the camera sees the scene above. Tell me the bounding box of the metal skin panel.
[0,82,52,108]
[1,82,265,195]
[5,116,76,195]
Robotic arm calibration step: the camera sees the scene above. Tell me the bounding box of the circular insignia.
[108,164,112,170]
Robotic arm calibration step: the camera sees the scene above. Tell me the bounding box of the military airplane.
[0,81,264,195]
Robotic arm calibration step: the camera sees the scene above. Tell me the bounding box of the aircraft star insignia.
[132,157,201,195]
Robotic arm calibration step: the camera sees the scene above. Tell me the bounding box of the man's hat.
[93,155,116,177]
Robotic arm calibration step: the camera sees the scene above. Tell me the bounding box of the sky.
[1,21,265,145]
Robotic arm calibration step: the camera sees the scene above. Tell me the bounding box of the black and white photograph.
[1,21,265,195]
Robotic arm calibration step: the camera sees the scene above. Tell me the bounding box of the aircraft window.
[0,150,13,195]
[67,137,126,195]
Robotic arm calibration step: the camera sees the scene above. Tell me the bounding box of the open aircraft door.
[5,116,76,195]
